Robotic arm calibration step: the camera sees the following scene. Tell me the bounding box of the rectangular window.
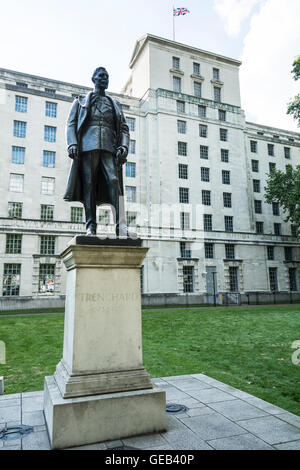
[256,221,264,234]
[39,264,55,295]
[13,120,26,138]
[284,247,293,261]
[267,246,274,260]
[202,190,211,206]
[213,68,220,80]
[183,266,194,293]
[205,243,214,259]
[178,141,187,156]
[125,162,136,178]
[180,241,191,259]
[9,173,24,192]
[220,128,228,141]
[218,110,226,121]
[45,102,57,118]
[126,211,137,226]
[284,147,291,159]
[41,177,55,195]
[193,62,200,75]
[198,105,206,118]
[291,225,298,237]
[250,140,257,153]
[204,214,212,231]
[99,209,110,225]
[223,192,232,208]
[221,149,229,162]
[45,88,55,95]
[16,82,27,88]
[179,187,189,204]
[253,179,261,193]
[225,216,233,232]
[71,207,83,223]
[269,162,276,173]
[177,120,186,134]
[214,87,221,103]
[125,186,137,202]
[289,268,298,291]
[200,145,209,159]
[269,267,278,291]
[129,139,136,154]
[201,167,210,182]
[41,204,54,221]
[268,143,274,156]
[15,96,28,112]
[126,117,136,132]
[44,125,56,142]
[274,223,281,235]
[43,151,56,168]
[12,146,25,164]
[177,100,185,113]
[272,202,280,216]
[172,56,180,70]
[229,267,239,292]
[199,124,208,138]
[178,163,188,179]
[225,244,235,259]
[173,76,182,93]
[254,200,262,214]
[194,81,202,98]
[3,264,21,296]
[40,235,55,255]
[6,234,22,254]
[180,212,190,230]
[8,202,22,218]
[251,160,259,172]
[222,170,230,185]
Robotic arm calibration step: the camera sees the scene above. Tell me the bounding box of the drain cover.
[110,446,139,450]
[0,424,34,441]
[166,403,188,414]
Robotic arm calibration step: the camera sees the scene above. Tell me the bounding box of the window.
[267,246,274,260]
[225,244,235,259]
[251,160,259,172]
[202,190,211,205]
[178,164,188,179]
[15,96,27,112]
[291,225,298,237]
[289,268,298,291]
[13,120,26,138]
[193,62,200,75]
[198,105,206,118]
[225,216,233,232]
[41,177,55,195]
[220,128,227,141]
[222,170,230,185]
[8,202,22,218]
[125,162,136,178]
[201,167,210,182]
[177,120,186,134]
[172,56,180,70]
[180,212,190,230]
[205,243,214,259]
[218,110,226,121]
[9,173,24,192]
[12,146,25,164]
[39,264,55,295]
[126,211,137,226]
[178,141,187,156]
[284,147,291,159]
[126,186,136,202]
[6,234,22,254]
[180,242,191,258]
[183,266,194,293]
[221,149,229,162]
[41,205,54,221]
[229,267,239,292]
[71,207,83,223]
[274,223,281,235]
[268,143,274,156]
[254,200,262,214]
[99,209,110,225]
[43,151,56,168]
[200,145,209,159]
[272,202,280,216]
[177,100,185,113]
[3,264,21,296]
[44,125,56,142]
[129,140,136,154]
[45,102,57,118]
[213,68,220,80]
[199,126,209,141]
[284,247,293,261]
[256,221,264,234]
[250,141,257,153]
[173,76,182,93]
[269,162,276,173]
[40,235,55,255]
[45,88,56,95]
[253,179,260,193]
[223,192,232,208]
[126,117,135,132]
[16,82,27,88]
[214,87,221,102]
[269,267,278,291]
[179,187,189,204]
[194,82,202,98]
[204,214,212,231]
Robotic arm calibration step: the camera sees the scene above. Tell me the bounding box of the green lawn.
[0,304,299,416]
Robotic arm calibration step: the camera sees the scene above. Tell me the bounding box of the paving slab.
[21,395,44,412]
[188,388,237,404]
[237,415,300,445]
[122,433,167,449]
[179,413,247,441]
[208,399,269,421]
[274,440,300,450]
[208,433,274,450]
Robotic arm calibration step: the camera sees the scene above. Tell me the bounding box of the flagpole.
[173,5,175,41]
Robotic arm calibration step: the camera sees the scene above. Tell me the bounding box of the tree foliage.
[287,55,300,126]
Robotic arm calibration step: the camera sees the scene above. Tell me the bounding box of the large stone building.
[0,33,299,309]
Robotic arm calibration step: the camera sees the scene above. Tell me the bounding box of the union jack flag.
[173,7,190,16]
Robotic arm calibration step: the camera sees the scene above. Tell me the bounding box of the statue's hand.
[68,145,79,159]
[116,146,128,165]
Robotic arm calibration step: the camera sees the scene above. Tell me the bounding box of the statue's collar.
[77,91,94,108]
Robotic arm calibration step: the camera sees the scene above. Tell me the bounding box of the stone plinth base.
[44,376,166,449]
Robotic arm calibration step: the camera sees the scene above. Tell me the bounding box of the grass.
[0,304,299,416]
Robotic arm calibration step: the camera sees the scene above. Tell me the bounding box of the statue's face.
[93,69,109,89]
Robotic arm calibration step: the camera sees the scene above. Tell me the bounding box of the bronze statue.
[64,67,133,237]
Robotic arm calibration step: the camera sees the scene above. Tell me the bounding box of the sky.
[0,0,299,132]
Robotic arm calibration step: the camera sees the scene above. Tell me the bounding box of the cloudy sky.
[1,0,299,131]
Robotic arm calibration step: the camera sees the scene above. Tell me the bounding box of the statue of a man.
[64,67,132,237]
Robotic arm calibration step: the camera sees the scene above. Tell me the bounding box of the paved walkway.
[1,373,300,450]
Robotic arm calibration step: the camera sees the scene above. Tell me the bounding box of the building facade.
[0,34,299,309]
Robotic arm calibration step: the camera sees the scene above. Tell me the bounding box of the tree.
[264,165,300,236]
[287,55,300,126]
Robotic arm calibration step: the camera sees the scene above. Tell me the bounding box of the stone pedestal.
[43,237,166,449]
